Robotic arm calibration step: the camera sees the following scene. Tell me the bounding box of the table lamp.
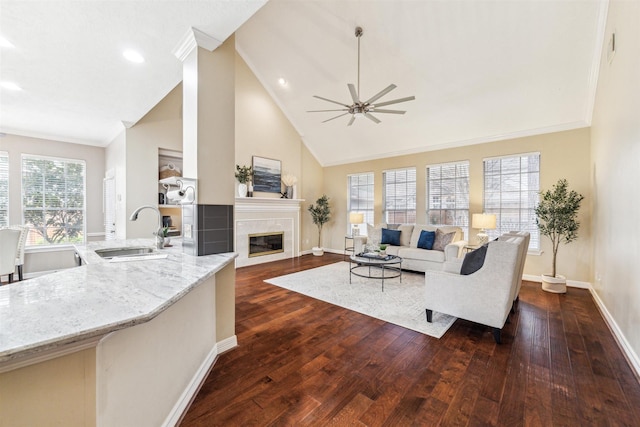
[472,213,496,245]
[349,212,364,236]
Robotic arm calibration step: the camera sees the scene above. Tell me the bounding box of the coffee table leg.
[381,266,385,292]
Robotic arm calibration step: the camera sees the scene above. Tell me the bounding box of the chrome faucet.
[129,205,164,249]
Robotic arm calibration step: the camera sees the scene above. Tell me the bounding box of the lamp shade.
[472,213,496,230]
[349,212,364,224]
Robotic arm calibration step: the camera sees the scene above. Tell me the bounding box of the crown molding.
[173,27,222,62]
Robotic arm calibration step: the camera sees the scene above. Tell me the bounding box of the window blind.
[483,153,540,250]
[427,161,470,240]
[347,173,374,234]
[0,151,8,227]
[22,154,86,246]
[383,167,416,224]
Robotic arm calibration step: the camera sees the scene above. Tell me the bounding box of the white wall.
[590,0,640,367]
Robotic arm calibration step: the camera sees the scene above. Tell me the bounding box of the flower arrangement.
[281,173,297,187]
[235,165,253,184]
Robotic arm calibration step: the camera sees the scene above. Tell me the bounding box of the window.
[427,161,470,240]
[347,173,374,235]
[22,155,86,246]
[483,153,540,250]
[383,167,416,224]
[0,152,8,227]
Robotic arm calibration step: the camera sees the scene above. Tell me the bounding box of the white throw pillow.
[366,223,386,247]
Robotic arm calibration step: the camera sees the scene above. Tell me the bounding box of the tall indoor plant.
[308,194,331,256]
[534,178,584,293]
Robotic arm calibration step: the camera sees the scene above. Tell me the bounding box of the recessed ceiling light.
[0,36,14,48]
[1,81,22,91]
[123,49,144,63]
[278,78,287,86]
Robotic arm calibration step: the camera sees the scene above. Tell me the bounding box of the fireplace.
[249,232,284,257]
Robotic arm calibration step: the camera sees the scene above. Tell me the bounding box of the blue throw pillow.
[381,228,401,246]
[417,230,436,250]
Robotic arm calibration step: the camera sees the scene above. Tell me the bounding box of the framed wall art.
[252,156,281,193]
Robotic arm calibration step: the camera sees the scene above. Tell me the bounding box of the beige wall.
[114,84,183,238]
[0,134,105,275]
[590,0,640,365]
[324,128,592,282]
[235,51,324,252]
[0,347,97,427]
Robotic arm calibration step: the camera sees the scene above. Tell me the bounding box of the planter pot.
[312,247,324,256]
[238,183,248,197]
[541,274,567,294]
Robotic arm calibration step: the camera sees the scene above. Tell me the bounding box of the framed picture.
[252,156,281,193]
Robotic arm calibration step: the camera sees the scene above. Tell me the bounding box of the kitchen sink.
[94,246,156,259]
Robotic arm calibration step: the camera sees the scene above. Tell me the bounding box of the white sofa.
[424,234,527,343]
[353,224,467,272]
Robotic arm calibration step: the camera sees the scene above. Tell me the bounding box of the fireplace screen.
[249,232,284,257]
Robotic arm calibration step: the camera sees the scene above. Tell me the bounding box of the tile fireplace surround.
[235,197,302,267]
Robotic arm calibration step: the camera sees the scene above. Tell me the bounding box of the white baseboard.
[522,274,591,289]
[217,335,238,354]
[589,288,640,380]
[162,344,219,427]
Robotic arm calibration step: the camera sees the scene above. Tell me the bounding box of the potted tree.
[534,179,584,293]
[235,165,252,197]
[308,194,331,256]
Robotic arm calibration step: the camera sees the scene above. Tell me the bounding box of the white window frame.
[0,151,8,227]
[347,172,374,236]
[483,152,540,251]
[21,154,87,247]
[426,161,470,240]
[383,167,416,224]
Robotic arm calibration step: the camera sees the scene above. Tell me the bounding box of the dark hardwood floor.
[180,253,640,426]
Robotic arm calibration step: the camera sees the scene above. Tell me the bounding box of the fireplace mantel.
[235,197,305,212]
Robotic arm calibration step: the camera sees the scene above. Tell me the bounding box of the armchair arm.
[444,240,467,260]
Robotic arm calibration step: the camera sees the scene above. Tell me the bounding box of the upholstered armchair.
[0,228,21,284]
[10,225,29,281]
[424,236,526,343]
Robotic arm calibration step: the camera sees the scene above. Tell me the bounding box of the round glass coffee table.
[349,254,402,292]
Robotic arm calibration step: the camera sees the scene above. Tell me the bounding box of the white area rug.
[264,262,456,338]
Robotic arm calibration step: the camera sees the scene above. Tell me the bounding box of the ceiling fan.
[308,26,415,126]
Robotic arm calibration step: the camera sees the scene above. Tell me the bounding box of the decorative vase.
[238,183,248,197]
[163,236,171,246]
[286,186,294,199]
[541,274,567,293]
[248,182,254,197]
[312,247,324,256]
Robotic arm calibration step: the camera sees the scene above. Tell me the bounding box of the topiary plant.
[534,179,584,278]
[308,194,331,248]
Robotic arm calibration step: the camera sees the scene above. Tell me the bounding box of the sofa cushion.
[417,230,436,250]
[366,223,386,246]
[433,229,456,251]
[398,247,445,263]
[398,224,414,246]
[409,225,438,247]
[381,228,401,246]
[460,244,488,275]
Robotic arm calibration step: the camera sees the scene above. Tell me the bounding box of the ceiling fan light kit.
[309,26,415,126]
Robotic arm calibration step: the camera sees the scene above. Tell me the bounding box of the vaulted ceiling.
[0,1,606,166]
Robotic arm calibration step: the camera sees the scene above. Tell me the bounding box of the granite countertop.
[0,239,237,364]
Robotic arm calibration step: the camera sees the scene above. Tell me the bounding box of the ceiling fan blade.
[307,109,349,113]
[313,95,350,107]
[363,84,397,105]
[322,112,350,123]
[371,96,416,108]
[370,109,406,114]
[364,113,381,124]
[347,115,356,126]
[348,84,359,104]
